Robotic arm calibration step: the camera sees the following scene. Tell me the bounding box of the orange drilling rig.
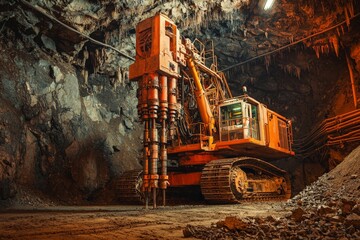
[118,13,294,208]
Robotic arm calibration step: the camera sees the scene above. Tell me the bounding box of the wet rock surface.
[183,146,360,239]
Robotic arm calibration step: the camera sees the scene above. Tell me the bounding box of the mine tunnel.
[0,0,360,239]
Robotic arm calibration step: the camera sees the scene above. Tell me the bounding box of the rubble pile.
[184,209,360,239]
[183,146,360,239]
[288,144,360,210]
[0,186,57,208]
[286,172,359,211]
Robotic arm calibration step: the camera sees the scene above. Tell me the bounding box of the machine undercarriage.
[117,157,291,205]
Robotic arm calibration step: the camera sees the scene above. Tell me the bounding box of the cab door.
[243,103,251,138]
[243,102,260,139]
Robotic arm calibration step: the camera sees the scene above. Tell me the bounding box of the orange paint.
[168,172,202,187]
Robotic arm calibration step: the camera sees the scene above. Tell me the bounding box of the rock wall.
[0,36,142,202]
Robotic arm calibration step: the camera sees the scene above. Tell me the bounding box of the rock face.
[0,36,142,202]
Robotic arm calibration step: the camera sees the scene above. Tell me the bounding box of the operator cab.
[219,96,260,142]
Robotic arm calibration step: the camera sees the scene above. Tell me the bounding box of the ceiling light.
[264,0,275,10]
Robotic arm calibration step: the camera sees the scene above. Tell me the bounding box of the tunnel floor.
[0,202,289,240]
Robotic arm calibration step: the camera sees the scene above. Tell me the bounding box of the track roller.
[115,170,162,205]
[200,157,291,203]
[115,170,143,204]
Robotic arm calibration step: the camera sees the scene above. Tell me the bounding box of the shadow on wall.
[65,139,110,195]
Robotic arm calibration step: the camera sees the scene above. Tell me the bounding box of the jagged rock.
[265,215,276,222]
[350,43,360,74]
[40,34,57,52]
[345,214,360,229]
[330,215,344,222]
[216,216,249,230]
[183,225,195,238]
[183,224,210,238]
[317,205,336,215]
[57,73,81,121]
[327,175,335,180]
[118,123,126,136]
[352,205,360,215]
[291,207,306,222]
[83,95,103,122]
[341,199,357,216]
[50,65,63,83]
[124,118,134,130]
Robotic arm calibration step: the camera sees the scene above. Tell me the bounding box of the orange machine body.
[129,13,184,80]
[129,13,294,204]
[167,96,294,187]
[129,13,185,200]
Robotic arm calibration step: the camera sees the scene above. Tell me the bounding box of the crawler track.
[117,158,291,205]
[115,170,143,204]
[200,157,291,203]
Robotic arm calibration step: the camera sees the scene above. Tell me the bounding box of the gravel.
[183,145,360,239]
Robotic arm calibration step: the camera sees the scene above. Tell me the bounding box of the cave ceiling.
[1,1,358,69]
[0,0,358,107]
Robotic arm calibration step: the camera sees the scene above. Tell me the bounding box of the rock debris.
[183,146,360,239]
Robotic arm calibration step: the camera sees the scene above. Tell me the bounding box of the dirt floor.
[1,146,359,239]
[0,203,289,240]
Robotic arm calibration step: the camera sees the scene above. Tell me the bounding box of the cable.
[293,109,360,156]
[220,12,360,72]
[19,0,135,61]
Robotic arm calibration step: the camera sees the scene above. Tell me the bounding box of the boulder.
[291,207,306,222]
[216,216,249,230]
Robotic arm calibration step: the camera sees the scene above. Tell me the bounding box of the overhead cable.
[19,0,135,61]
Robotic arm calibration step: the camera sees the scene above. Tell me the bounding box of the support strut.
[136,74,177,208]
[159,75,169,206]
